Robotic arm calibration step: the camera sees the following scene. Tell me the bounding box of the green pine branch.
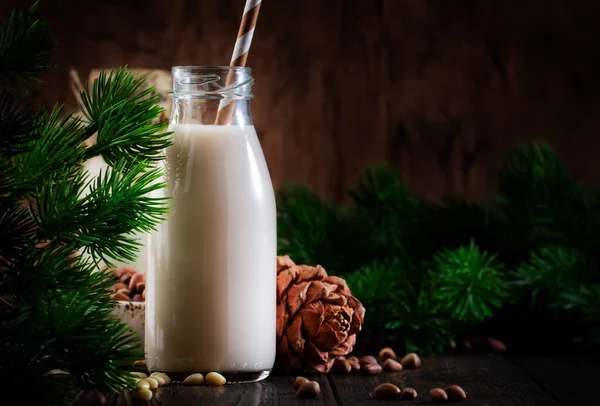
[0,1,53,86]
[552,284,600,350]
[278,143,600,356]
[0,3,173,403]
[428,242,507,323]
[81,68,171,166]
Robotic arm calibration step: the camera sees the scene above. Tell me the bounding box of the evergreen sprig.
[511,246,586,308]
[429,242,507,323]
[552,284,600,350]
[278,141,600,356]
[0,3,172,404]
[0,1,53,86]
[276,184,343,271]
[81,68,170,166]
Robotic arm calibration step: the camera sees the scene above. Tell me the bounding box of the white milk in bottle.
[145,67,277,383]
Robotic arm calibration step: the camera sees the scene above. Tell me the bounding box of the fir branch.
[551,284,600,350]
[428,242,507,323]
[349,164,427,265]
[0,5,170,403]
[276,184,342,270]
[32,160,169,266]
[345,259,454,355]
[80,68,171,166]
[0,89,38,153]
[0,1,53,86]
[11,105,88,197]
[512,246,588,308]
[492,142,596,261]
[0,200,35,269]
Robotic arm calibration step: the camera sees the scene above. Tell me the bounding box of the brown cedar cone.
[276,255,366,373]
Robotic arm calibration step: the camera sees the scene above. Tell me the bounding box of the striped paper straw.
[215,0,262,125]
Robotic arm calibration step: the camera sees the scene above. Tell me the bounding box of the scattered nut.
[347,356,360,372]
[117,288,131,297]
[120,273,131,284]
[359,355,378,366]
[144,377,159,389]
[133,388,153,401]
[379,347,397,361]
[136,282,146,293]
[445,385,467,400]
[363,363,382,375]
[151,372,171,385]
[430,388,448,403]
[132,294,143,302]
[400,387,418,400]
[400,352,421,369]
[135,380,150,390]
[206,372,226,386]
[333,357,352,373]
[373,383,400,400]
[296,381,320,399]
[382,358,403,372]
[293,376,309,391]
[487,338,507,352]
[131,372,147,380]
[151,374,166,386]
[183,373,205,385]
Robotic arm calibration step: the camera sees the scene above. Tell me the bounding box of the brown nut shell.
[293,376,309,391]
[115,267,136,278]
[128,273,145,292]
[400,387,418,400]
[400,352,421,369]
[378,347,396,361]
[359,355,378,366]
[296,381,320,399]
[347,357,360,372]
[373,383,400,400]
[333,357,352,373]
[111,291,130,301]
[111,282,128,291]
[382,358,403,372]
[363,363,382,375]
[445,385,467,400]
[430,388,448,403]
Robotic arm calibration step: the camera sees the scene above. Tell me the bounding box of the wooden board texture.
[4,0,600,201]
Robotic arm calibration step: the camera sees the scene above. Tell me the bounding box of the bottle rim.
[170,66,254,100]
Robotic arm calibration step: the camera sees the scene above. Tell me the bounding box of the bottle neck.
[170,97,253,126]
[169,66,254,127]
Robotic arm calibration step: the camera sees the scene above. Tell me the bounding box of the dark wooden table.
[108,353,599,405]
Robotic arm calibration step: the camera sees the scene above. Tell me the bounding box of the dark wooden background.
[4,0,600,202]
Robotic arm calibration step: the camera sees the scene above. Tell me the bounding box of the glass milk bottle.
[145,66,277,383]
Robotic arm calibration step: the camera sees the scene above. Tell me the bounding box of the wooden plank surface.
[6,0,600,202]
[107,374,336,406]
[328,354,561,405]
[510,355,600,406]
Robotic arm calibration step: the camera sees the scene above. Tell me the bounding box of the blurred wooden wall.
[3,0,600,202]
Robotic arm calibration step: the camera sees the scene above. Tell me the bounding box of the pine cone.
[276,256,366,373]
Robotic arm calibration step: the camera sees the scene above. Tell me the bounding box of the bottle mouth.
[170,66,254,99]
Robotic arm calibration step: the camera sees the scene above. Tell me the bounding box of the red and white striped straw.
[215,0,262,125]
